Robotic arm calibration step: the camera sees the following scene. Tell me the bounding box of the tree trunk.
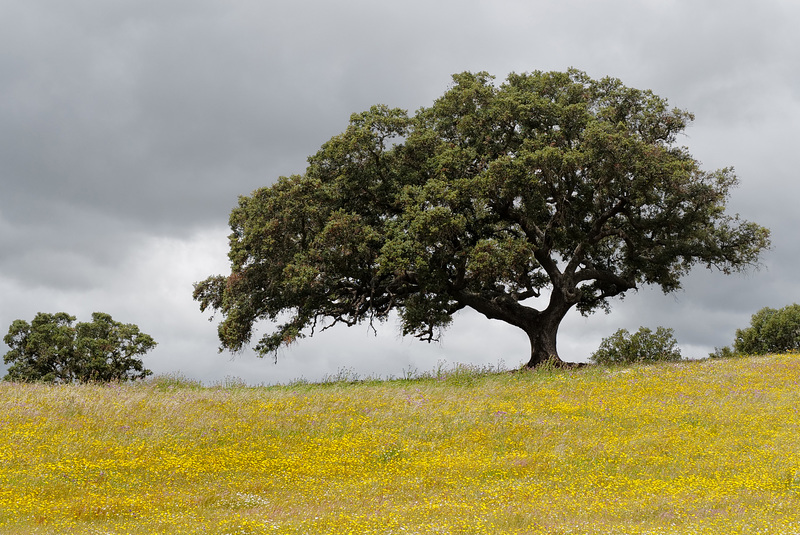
[524,316,564,368]
[455,285,578,369]
[522,288,576,368]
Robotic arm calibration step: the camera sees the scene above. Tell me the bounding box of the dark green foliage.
[590,326,683,365]
[3,313,77,383]
[3,312,156,383]
[709,346,738,359]
[712,304,800,357]
[194,69,770,367]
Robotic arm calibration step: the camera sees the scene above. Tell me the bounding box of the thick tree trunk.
[522,289,576,368]
[524,321,563,368]
[455,284,578,369]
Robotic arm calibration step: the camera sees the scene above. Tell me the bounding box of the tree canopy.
[590,326,683,365]
[3,312,156,383]
[194,69,770,367]
[729,304,800,356]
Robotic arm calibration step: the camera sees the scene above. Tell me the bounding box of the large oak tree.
[194,69,770,367]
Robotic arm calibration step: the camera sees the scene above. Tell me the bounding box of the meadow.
[1,354,799,534]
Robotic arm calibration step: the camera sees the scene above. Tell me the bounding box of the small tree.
[3,312,156,383]
[713,304,800,357]
[591,326,683,365]
[194,69,770,368]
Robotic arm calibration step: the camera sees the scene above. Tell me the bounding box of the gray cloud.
[1,0,798,382]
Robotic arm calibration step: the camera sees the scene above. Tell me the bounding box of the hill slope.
[2,355,800,534]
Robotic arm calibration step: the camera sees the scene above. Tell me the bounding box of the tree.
[3,313,78,383]
[590,326,682,365]
[194,69,770,367]
[3,312,156,383]
[73,312,157,382]
[713,304,800,357]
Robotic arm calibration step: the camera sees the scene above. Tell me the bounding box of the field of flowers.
[1,354,800,534]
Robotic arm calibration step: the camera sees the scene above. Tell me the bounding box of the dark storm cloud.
[1,0,798,382]
[0,202,139,290]
[1,1,318,227]
[1,1,476,235]
[0,0,481,291]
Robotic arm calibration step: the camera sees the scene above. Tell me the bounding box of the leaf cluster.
[3,312,156,383]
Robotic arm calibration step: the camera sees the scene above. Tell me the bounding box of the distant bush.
[709,346,738,359]
[591,326,683,365]
[712,304,800,358]
[3,312,155,383]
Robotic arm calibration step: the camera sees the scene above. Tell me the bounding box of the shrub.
[591,326,683,365]
[713,304,800,358]
[709,345,738,359]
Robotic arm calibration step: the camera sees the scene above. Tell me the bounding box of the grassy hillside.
[2,354,800,534]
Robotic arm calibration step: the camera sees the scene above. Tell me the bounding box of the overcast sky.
[2,0,798,385]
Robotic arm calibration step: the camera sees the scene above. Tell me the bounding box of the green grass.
[2,355,800,534]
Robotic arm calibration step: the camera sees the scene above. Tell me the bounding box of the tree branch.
[566,198,628,275]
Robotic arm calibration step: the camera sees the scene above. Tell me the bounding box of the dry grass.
[2,355,800,534]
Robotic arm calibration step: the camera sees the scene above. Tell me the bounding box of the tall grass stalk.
[2,355,800,534]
